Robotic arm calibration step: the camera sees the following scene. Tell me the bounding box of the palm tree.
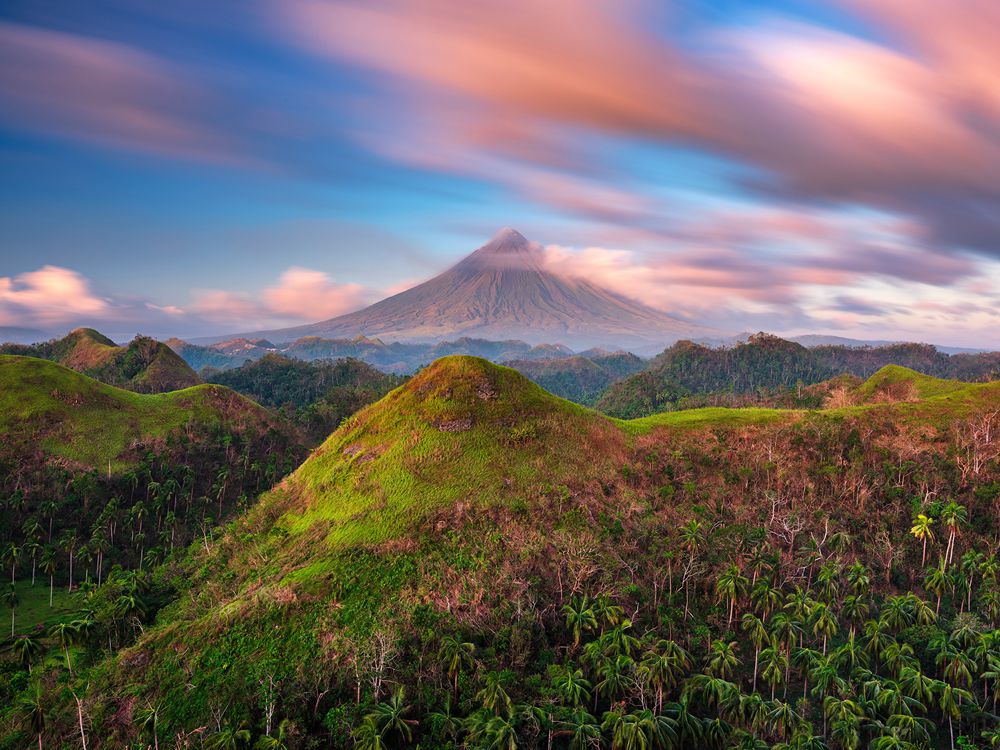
[940,501,967,566]
[741,613,768,693]
[562,595,598,647]
[365,688,416,745]
[557,707,600,750]
[438,634,475,696]
[48,620,79,674]
[936,680,973,750]
[206,725,251,750]
[840,596,869,639]
[592,595,624,629]
[18,682,45,750]
[761,642,788,700]
[553,667,592,707]
[3,583,18,636]
[706,639,740,680]
[715,564,749,626]
[596,654,634,703]
[40,547,57,607]
[478,674,514,718]
[910,513,935,567]
[845,562,870,598]
[6,634,42,673]
[4,543,21,583]
[810,602,838,655]
[751,580,781,619]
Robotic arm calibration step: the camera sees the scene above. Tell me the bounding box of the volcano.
[232,228,716,351]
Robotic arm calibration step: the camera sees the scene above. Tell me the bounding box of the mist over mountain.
[206,229,716,352]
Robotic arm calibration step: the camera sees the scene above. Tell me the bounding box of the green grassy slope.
[0,354,284,469]
[0,328,201,393]
[27,356,1000,745]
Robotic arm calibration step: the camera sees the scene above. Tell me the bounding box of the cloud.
[0,264,371,337]
[191,267,369,326]
[0,20,262,167]
[279,0,1000,259]
[0,266,110,326]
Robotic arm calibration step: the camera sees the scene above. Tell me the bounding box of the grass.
[0,355,275,470]
[857,364,971,400]
[7,579,83,634]
[621,405,796,433]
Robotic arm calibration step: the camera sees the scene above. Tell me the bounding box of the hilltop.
[2,328,201,393]
[16,355,998,747]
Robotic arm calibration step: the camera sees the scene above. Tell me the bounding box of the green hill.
[0,354,284,470]
[1,328,201,393]
[11,356,992,744]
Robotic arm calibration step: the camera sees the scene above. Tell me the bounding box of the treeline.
[0,421,302,594]
[203,355,407,443]
[505,352,645,405]
[597,335,1000,418]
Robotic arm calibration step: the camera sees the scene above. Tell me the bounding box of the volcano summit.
[240,229,715,351]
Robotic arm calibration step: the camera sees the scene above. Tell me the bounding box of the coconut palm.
[365,688,416,745]
[706,640,740,680]
[438,634,475,696]
[940,501,967,566]
[909,514,935,567]
[18,682,45,750]
[558,707,600,750]
[553,667,592,707]
[3,583,18,636]
[48,620,79,674]
[6,634,41,673]
[562,596,598,647]
[741,613,768,692]
[810,602,839,655]
[478,674,514,718]
[715,564,749,626]
[39,547,56,607]
[760,643,788,700]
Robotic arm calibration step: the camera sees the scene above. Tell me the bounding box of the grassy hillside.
[1,328,201,393]
[0,354,277,469]
[5,357,999,749]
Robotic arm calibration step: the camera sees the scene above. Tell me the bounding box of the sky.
[1,0,999,347]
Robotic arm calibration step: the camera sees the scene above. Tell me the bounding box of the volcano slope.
[10,358,1000,748]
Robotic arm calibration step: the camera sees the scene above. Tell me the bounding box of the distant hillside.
[506,351,645,404]
[598,333,1000,417]
[29,355,999,747]
[204,354,407,442]
[170,334,581,374]
[2,327,201,392]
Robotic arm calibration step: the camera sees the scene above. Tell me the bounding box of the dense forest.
[597,335,1000,418]
[2,357,998,749]
[506,352,645,405]
[203,354,407,443]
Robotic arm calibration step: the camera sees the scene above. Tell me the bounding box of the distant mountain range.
[200,228,716,352]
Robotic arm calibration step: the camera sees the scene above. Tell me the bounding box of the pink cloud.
[192,267,369,326]
[0,21,257,167]
[0,266,110,326]
[279,0,1000,258]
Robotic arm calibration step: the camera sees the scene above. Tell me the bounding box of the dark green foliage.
[598,334,1000,418]
[204,354,406,442]
[506,352,645,405]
